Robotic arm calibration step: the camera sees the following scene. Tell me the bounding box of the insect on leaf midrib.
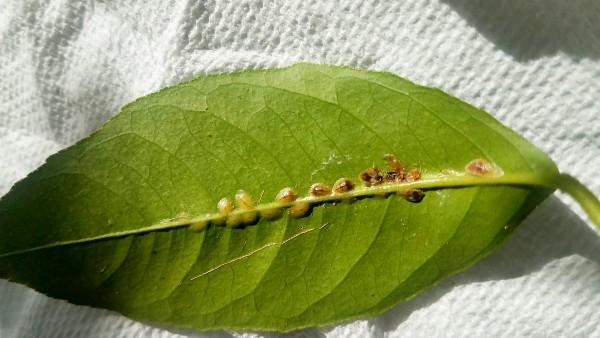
[0,164,575,259]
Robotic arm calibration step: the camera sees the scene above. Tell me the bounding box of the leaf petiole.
[551,174,600,228]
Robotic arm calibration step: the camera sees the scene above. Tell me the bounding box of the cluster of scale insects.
[188,154,427,231]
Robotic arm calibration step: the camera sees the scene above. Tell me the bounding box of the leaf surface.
[0,63,566,332]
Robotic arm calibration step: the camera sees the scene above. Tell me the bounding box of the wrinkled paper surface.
[1,1,600,337]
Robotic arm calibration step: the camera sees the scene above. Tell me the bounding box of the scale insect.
[186,154,436,232]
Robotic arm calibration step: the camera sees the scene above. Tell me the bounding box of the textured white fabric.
[1,0,600,337]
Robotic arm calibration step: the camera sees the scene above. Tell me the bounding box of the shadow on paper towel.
[442,0,600,61]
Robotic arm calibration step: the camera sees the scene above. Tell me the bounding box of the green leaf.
[1,63,599,332]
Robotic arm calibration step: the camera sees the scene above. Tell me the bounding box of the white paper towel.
[1,0,600,337]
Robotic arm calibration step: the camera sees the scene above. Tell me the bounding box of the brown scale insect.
[217,197,234,215]
[232,190,259,225]
[309,183,332,197]
[289,201,311,218]
[235,190,255,210]
[407,168,421,181]
[276,187,298,203]
[383,170,406,183]
[189,153,430,232]
[384,154,405,172]
[466,159,497,176]
[383,154,407,182]
[332,178,355,194]
[398,189,425,203]
[360,167,384,186]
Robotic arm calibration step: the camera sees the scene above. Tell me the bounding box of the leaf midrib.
[0,173,560,259]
